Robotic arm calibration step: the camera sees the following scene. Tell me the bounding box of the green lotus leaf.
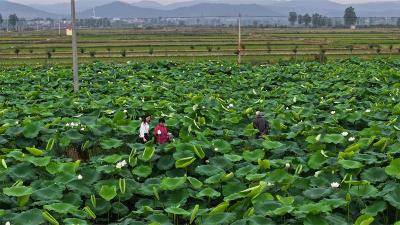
[242,149,265,162]
[132,165,152,177]
[112,202,129,216]
[175,157,196,168]
[32,184,64,201]
[142,146,155,161]
[0,135,8,145]
[119,120,141,135]
[23,121,42,138]
[63,218,89,225]
[3,186,33,197]
[64,129,84,143]
[224,154,243,162]
[160,177,186,191]
[147,214,173,225]
[303,188,333,200]
[268,169,294,184]
[321,134,345,144]
[44,203,78,214]
[6,127,24,136]
[338,159,363,169]
[102,154,123,164]
[165,207,190,216]
[192,145,205,159]
[361,167,388,183]
[354,214,374,225]
[304,215,329,225]
[262,140,284,150]
[196,187,220,199]
[187,177,203,189]
[203,212,236,225]
[26,156,51,167]
[11,209,44,225]
[157,155,175,170]
[384,188,400,209]
[195,165,224,176]
[385,158,400,179]
[361,201,387,216]
[212,139,232,154]
[100,138,124,150]
[99,185,117,201]
[308,151,327,169]
[349,185,378,198]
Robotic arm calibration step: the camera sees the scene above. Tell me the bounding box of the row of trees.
[289,12,333,27]
[0,13,19,28]
[289,7,358,27]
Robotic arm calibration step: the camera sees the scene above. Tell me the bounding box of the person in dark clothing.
[253,111,269,138]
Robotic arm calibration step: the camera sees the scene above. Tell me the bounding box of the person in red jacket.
[154,118,170,144]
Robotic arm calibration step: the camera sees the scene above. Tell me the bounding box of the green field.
[1,27,400,65]
[1,58,400,224]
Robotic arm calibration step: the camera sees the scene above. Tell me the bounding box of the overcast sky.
[8,0,400,5]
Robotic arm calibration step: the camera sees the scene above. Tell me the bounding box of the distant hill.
[0,0,57,19]
[349,1,400,17]
[131,1,164,9]
[168,3,281,17]
[78,1,166,18]
[78,1,281,18]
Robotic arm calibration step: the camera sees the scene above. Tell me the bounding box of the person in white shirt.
[139,115,151,143]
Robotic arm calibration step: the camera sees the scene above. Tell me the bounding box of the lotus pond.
[1,59,400,225]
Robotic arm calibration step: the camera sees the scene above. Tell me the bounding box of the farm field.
[1,58,400,224]
[1,27,400,65]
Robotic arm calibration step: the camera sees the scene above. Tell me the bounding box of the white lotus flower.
[214,148,219,151]
[205,160,210,164]
[316,134,322,141]
[116,160,127,169]
[157,130,162,135]
[341,132,349,137]
[81,128,85,131]
[66,123,70,127]
[331,182,340,189]
[285,163,290,168]
[314,171,322,177]
[5,221,10,225]
[365,109,371,113]
[321,150,328,158]
[348,137,356,142]
[229,104,234,108]
[15,121,19,125]
[293,96,297,103]
[77,174,83,180]
[123,110,128,113]
[266,182,274,187]
[331,111,336,115]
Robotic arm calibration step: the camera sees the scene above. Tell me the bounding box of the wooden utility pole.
[58,20,61,36]
[237,14,242,64]
[71,0,80,93]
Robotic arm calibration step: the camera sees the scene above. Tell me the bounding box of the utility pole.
[58,20,61,36]
[237,14,242,64]
[71,0,79,93]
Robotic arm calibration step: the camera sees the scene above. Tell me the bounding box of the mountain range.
[0,0,400,19]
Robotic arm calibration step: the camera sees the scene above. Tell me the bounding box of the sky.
[8,0,400,5]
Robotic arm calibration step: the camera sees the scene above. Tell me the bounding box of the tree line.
[289,7,358,27]
[0,13,19,29]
